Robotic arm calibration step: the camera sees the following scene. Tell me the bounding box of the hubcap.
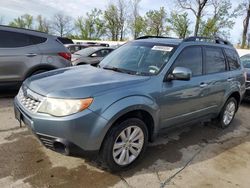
[113,126,144,166]
[223,101,236,126]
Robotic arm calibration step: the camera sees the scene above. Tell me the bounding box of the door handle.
[227,78,233,82]
[25,53,37,57]
[200,83,208,88]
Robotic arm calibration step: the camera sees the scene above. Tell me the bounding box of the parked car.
[65,44,93,54]
[14,36,245,171]
[65,43,110,54]
[240,54,250,98]
[71,47,114,66]
[0,25,72,89]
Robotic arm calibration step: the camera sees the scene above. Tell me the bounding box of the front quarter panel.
[90,95,160,144]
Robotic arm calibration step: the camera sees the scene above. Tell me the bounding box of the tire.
[216,97,238,128]
[99,118,148,172]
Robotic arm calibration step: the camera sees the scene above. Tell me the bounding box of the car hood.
[25,65,150,98]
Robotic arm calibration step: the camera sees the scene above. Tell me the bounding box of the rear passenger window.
[0,30,46,48]
[173,46,203,76]
[204,47,226,74]
[224,49,240,70]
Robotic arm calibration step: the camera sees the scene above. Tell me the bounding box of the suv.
[14,36,246,171]
[0,25,72,89]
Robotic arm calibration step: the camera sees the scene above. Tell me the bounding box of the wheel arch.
[24,64,56,79]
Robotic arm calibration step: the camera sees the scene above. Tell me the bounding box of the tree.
[236,0,250,48]
[144,7,168,36]
[199,0,236,38]
[168,12,191,38]
[129,0,146,38]
[177,0,210,36]
[75,9,106,40]
[104,4,120,40]
[9,14,33,29]
[117,0,127,40]
[36,15,50,33]
[52,13,74,37]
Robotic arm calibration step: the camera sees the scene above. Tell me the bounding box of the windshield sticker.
[152,46,173,52]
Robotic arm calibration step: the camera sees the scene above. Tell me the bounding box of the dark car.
[14,36,245,171]
[0,25,72,89]
[71,47,114,66]
[240,54,250,98]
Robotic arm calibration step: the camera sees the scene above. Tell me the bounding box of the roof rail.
[183,36,232,46]
[136,35,176,40]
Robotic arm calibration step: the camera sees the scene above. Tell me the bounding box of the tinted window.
[29,35,47,45]
[0,30,46,48]
[224,49,240,70]
[173,46,203,76]
[204,47,226,74]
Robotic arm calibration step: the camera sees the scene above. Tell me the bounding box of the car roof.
[134,36,235,50]
[0,25,56,38]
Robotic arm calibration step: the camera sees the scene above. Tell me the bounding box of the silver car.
[0,25,72,89]
[71,47,114,66]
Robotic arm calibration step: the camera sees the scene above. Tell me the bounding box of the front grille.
[17,87,43,113]
[36,133,55,150]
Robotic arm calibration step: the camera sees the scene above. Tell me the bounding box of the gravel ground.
[1,92,250,188]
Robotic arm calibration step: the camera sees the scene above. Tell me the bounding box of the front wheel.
[100,118,148,172]
[217,97,237,128]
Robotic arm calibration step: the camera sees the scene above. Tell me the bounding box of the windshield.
[74,47,97,56]
[240,54,250,68]
[99,42,176,75]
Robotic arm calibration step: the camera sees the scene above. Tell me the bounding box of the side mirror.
[91,53,97,57]
[168,67,192,81]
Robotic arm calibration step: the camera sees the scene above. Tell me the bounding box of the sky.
[0,0,244,44]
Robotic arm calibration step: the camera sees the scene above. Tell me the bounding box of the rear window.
[0,30,47,48]
[204,47,226,74]
[224,49,240,71]
[57,37,74,44]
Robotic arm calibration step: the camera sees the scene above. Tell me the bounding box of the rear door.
[202,46,231,111]
[0,30,43,83]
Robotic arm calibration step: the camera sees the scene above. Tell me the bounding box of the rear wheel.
[216,97,237,128]
[100,118,148,172]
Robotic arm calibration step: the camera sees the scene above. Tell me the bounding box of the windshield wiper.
[103,66,135,75]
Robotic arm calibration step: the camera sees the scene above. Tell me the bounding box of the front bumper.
[14,97,108,153]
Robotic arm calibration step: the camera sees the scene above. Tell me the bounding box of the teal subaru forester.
[14,36,246,171]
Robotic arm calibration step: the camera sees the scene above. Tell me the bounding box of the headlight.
[38,98,93,117]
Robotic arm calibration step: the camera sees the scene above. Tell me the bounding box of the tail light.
[58,52,71,61]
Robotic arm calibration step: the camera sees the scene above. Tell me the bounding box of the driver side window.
[173,46,203,77]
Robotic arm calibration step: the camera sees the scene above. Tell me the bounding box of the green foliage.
[199,0,235,39]
[144,7,168,36]
[36,15,50,33]
[75,8,106,40]
[104,4,120,40]
[167,12,191,38]
[9,14,33,29]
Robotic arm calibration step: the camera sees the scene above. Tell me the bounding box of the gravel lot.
[1,91,250,188]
